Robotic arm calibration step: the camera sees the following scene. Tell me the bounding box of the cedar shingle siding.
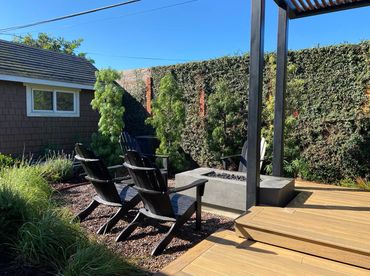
[0,81,99,155]
[0,39,99,155]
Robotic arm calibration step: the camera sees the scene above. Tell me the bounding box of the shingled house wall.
[0,80,99,155]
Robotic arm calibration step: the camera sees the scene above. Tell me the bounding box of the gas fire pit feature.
[205,171,247,182]
[175,168,295,211]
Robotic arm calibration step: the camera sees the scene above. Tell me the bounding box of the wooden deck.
[159,230,369,275]
[160,180,370,275]
[235,180,370,269]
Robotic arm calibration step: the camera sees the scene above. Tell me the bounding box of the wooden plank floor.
[159,230,370,276]
[235,180,370,269]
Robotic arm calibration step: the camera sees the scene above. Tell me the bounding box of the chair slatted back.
[239,137,267,172]
[75,143,121,204]
[120,131,142,155]
[124,150,174,218]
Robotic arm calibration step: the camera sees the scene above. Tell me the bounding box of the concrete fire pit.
[175,168,295,211]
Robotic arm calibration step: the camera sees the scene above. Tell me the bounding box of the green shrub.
[206,79,245,159]
[41,155,74,183]
[0,165,52,212]
[0,186,30,243]
[146,73,187,172]
[13,210,86,272]
[64,243,142,276]
[90,132,122,166]
[261,58,307,178]
[91,69,125,142]
[0,163,141,275]
[0,153,15,168]
[90,68,125,166]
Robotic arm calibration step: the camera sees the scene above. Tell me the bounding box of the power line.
[87,51,193,62]
[0,0,140,33]
[56,0,199,30]
[0,33,22,38]
[9,0,199,36]
[0,33,191,62]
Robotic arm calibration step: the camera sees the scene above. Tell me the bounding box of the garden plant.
[0,156,142,275]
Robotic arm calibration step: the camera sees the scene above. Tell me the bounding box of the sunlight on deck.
[160,180,370,275]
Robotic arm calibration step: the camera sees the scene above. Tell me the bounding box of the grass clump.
[0,186,30,243]
[0,161,143,275]
[339,177,370,191]
[64,243,142,276]
[0,153,15,168]
[0,165,52,212]
[40,154,74,183]
[13,210,86,272]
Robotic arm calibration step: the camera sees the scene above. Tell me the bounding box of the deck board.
[235,180,370,269]
[159,230,370,275]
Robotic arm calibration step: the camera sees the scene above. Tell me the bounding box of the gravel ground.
[53,179,234,274]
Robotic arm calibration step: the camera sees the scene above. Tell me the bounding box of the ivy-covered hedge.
[123,42,369,183]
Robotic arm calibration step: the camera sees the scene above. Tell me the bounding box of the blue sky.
[0,0,369,70]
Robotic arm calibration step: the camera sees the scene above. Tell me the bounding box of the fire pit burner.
[204,171,246,182]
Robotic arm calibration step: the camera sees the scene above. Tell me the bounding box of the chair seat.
[116,184,139,203]
[170,193,196,217]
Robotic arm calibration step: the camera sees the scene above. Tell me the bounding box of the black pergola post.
[272,5,289,177]
[246,0,265,209]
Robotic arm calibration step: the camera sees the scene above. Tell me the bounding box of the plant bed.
[53,179,234,273]
[0,160,144,276]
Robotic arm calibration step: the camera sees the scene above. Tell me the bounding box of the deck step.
[235,206,370,269]
[159,230,370,275]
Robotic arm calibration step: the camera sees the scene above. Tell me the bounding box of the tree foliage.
[206,80,245,159]
[91,69,124,165]
[146,73,186,172]
[262,56,309,178]
[91,69,124,142]
[13,33,93,62]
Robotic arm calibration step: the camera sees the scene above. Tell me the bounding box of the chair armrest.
[112,175,131,183]
[220,154,241,160]
[168,179,207,195]
[107,164,124,170]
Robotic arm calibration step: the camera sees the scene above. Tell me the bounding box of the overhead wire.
[6,0,199,36]
[86,51,193,62]
[0,0,140,32]
[0,0,199,63]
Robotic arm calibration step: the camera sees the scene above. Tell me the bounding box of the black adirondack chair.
[116,150,207,256]
[221,137,267,172]
[119,131,169,172]
[73,143,141,234]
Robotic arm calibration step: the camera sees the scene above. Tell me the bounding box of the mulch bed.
[53,179,234,274]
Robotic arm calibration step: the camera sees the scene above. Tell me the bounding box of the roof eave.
[0,74,95,90]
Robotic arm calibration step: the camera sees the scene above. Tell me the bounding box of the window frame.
[25,84,80,117]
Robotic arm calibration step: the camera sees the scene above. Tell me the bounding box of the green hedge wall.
[126,42,370,183]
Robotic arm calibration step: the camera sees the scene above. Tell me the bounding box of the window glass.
[56,92,74,111]
[33,90,53,111]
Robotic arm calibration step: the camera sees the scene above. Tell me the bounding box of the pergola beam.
[272,6,289,177]
[246,0,265,209]
[274,0,370,19]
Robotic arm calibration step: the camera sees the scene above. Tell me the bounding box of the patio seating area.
[160,180,370,274]
[0,0,368,275]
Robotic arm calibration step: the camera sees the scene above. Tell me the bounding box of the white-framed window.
[25,84,80,117]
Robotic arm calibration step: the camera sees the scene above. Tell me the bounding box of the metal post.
[246,0,265,209]
[272,6,289,177]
